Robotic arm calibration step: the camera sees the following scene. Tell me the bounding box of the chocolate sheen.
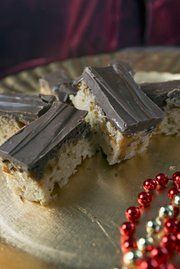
[0,93,55,124]
[110,61,135,77]
[73,62,134,87]
[140,80,180,108]
[40,70,76,102]
[82,64,164,134]
[53,82,77,102]
[41,70,70,89]
[0,102,88,178]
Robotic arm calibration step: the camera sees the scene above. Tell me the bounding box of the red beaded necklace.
[119,172,180,269]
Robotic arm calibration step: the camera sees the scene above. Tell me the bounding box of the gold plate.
[0,48,180,269]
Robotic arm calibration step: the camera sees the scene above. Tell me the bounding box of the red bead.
[138,192,152,207]
[177,232,180,240]
[164,219,178,234]
[176,232,180,252]
[172,206,179,218]
[168,187,179,199]
[121,238,136,252]
[138,258,159,269]
[172,171,180,180]
[160,264,176,269]
[172,171,180,190]
[155,173,169,188]
[165,264,176,269]
[143,178,157,191]
[125,206,141,222]
[150,247,169,265]
[119,221,135,236]
[160,233,177,251]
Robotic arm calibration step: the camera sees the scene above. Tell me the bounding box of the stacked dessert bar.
[0,62,179,205]
[141,80,180,136]
[0,93,55,144]
[0,102,94,204]
[70,64,163,164]
[39,70,76,102]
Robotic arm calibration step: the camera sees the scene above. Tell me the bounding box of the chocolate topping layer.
[53,82,77,102]
[110,61,135,77]
[0,93,55,124]
[0,102,88,178]
[40,70,76,102]
[82,65,164,133]
[40,70,70,89]
[73,62,134,87]
[141,80,180,108]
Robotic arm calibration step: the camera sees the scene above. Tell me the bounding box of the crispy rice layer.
[1,137,95,205]
[70,81,152,165]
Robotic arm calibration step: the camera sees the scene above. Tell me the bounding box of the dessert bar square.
[39,70,76,102]
[0,93,55,145]
[71,64,164,164]
[141,80,180,136]
[0,102,95,204]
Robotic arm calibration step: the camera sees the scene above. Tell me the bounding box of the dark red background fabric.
[0,0,179,77]
[146,0,180,45]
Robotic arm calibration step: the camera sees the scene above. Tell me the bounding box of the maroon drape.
[0,0,179,77]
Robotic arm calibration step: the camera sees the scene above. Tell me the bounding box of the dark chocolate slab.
[110,61,135,77]
[40,70,76,102]
[141,80,180,108]
[82,64,164,133]
[53,82,77,102]
[0,102,88,178]
[40,70,70,89]
[0,93,55,124]
[73,62,134,87]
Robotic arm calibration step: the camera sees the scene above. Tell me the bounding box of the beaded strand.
[120,172,180,268]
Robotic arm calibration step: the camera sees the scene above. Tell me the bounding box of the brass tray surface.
[0,48,179,269]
